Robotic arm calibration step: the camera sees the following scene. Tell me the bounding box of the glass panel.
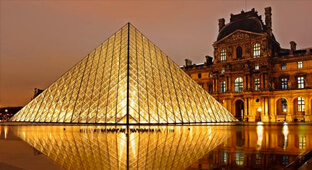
[11,23,236,124]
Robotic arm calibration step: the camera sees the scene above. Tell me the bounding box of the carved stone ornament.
[225,32,250,43]
[227,46,233,57]
[246,44,251,54]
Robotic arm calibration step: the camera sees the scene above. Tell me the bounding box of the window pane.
[255,78,260,91]
[282,78,288,89]
[221,81,226,93]
[253,43,260,57]
[298,61,303,68]
[221,49,226,62]
[235,77,243,92]
[298,77,304,89]
[282,63,286,70]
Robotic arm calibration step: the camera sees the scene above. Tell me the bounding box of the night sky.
[1,0,312,106]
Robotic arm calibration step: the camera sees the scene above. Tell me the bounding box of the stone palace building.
[182,7,312,122]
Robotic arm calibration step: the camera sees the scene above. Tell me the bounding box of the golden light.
[10,126,231,170]
[256,123,263,149]
[10,23,236,125]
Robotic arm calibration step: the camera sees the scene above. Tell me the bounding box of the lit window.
[281,78,288,89]
[221,81,226,93]
[221,152,227,163]
[221,67,225,74]
[235,152,244,166]
[299,136,306,149]
[255,78,260,91]
[253,43,261,57]
[198,73,202,79]
[209,72,213,78]
[298,97,305,112]
[235,77,243,92]
[220,49,226,62]
[298,76,304,89]
[298,61,303,68]
[282,63,286,70]
[255,63,260,70]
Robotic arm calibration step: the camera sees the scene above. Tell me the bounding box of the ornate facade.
[182,7,312,122]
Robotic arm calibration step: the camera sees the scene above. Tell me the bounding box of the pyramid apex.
[11,23,237,124]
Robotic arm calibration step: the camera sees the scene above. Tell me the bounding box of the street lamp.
[4,109,8,121]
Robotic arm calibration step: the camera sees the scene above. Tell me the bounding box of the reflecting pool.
[1,124,312,170]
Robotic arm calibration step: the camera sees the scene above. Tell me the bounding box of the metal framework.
[11,23,236,124]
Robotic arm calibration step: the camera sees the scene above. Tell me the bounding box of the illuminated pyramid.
[11,23,236,124]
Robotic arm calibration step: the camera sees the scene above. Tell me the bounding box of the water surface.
[1,124,311,170]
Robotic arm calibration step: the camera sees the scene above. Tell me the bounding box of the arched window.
[236,46,243,58]
[220,49,226,62]
[235,77,243,92]
[253,43,261,57]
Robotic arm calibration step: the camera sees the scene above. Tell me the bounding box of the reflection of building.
[182,7,312,122]
[188,125,312,169]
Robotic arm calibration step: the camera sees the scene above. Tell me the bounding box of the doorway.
[235,100,244,121]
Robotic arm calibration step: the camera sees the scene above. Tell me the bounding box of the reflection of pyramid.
[11,23,236,124]
[11,126,230,169]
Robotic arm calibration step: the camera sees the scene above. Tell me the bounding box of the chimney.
[290,41,297,52]
[185,59,192,66]
[265,7,272,35]
[306,48,311,54]
[218,18,225,31]
[205,55,213,65]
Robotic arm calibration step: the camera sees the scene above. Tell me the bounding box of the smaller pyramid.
[11,23,237,124]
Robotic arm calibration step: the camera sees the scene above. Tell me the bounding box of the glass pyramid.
[11,23,236,124]
[11,126,231,170]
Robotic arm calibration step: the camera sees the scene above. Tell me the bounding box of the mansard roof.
[217,9,266,41]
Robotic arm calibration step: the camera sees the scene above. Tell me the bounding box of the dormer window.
[236,46,243,59]
[298,61,303,68]
[255,63,260,70]
[209,72,213,78]
[253,43,261,57]
[281,63,287,70]
[220,49,226,62]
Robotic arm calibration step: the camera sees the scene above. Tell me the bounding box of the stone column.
[248,74,251,91]
[244,98,248,121]
[304,96,312,121]
[286,98,293,122]
[262,97,269,122]
[244,75,248,91]
[260,74,264,91]
[269,97,276,122]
